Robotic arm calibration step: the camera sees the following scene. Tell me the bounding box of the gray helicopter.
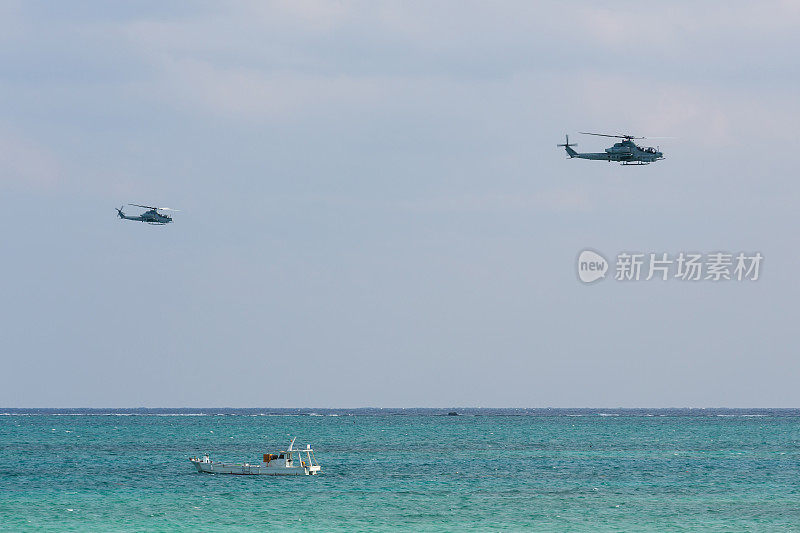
[116,204,177,225]
[559,132,664,165]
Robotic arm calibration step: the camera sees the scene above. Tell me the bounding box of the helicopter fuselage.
[117,209,172,224]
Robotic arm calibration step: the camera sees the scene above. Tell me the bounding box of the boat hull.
[191,460,320,476]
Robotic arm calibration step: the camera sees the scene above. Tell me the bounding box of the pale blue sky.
[2,1,799,407]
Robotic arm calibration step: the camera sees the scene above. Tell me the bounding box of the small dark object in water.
[447,411,458,416]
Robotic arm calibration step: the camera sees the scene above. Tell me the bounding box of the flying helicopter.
[116,204,178,225]
[558,132,665,165]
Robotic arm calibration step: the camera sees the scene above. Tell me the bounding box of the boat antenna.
[288,437,296,451]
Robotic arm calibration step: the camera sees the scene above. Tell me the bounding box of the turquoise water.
[1,409,799,531]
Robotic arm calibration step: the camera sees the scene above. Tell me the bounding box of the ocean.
[1,408,799,531]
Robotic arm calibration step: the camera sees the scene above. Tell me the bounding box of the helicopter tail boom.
[557,135,578,157]
[116,207,142,221]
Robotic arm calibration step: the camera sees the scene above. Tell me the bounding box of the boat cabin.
[262,441,319,471]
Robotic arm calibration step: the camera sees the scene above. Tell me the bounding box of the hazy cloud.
[1,1,799,406]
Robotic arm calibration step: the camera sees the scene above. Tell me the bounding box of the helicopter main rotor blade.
[129,204,180,212]
[579,132,644,139]
[579,132,626,138]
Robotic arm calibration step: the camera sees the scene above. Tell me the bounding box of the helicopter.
[558,132,664,165]
[116,204,178,225]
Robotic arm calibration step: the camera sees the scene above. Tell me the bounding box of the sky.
[2,1,799,407]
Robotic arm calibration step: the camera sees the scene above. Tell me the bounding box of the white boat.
[190,438,321,476]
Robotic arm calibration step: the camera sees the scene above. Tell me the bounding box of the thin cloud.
[400,188,592,214]
[0,131,61,191]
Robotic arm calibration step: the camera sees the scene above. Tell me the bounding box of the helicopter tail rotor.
[116,206,124,218]
[557,135,578,157]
